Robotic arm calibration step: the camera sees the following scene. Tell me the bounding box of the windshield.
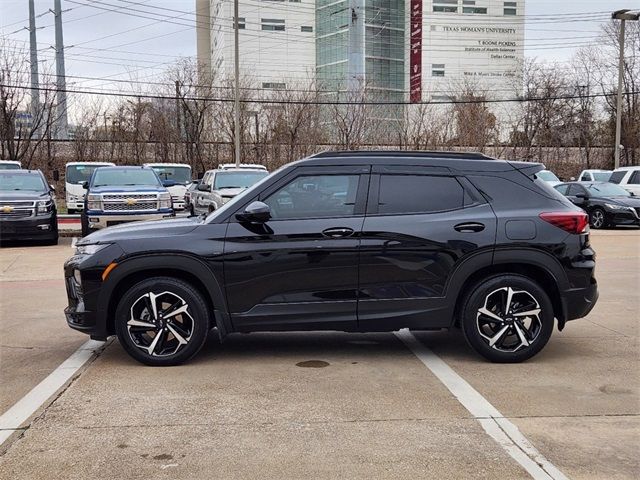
[66,164,110,184]
[537,171,560,182]
[214,171,269,190]
[0,163,20,170]
[591,172,611,181]
[585,183,630,197]
[92,169,161,187]
[0,172,46,191]
[150,165,191,184]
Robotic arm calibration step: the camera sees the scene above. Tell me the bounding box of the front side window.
[264,174,359,219]
[377,175,464,215]
[628,170,640,185]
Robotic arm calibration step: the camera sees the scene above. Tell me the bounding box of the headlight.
[75,243,111,255]
[159,192,172,209]
[604,203,629,211]
[87,194,102,210]
[36,200,53,215]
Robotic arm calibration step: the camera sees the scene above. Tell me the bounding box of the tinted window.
[92,168,161,187]
[629,171,640,185]
[567,184,585,196]
[377,175,464,214]
[554,184,569,195]
[609,171,626,184]
[66,164,110,184]
[265,174,359,219]
[0,172,46,191]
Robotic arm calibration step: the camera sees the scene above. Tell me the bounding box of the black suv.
[64,151,598,366]
[1,169,58,244]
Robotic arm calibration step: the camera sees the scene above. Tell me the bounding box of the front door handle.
[322,227,354,238]
[454,222,485,233]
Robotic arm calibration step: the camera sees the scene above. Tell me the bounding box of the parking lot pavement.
[0,230,638,479]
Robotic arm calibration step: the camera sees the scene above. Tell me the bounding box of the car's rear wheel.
[460,274,554,363]
[589,207,606,229]
[115,277,209,366]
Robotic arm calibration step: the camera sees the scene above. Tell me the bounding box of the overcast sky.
[1,0,636,101]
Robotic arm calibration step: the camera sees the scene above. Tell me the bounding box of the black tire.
[115,277,209,366]
[189,204,195,216]
[208,204,215,214]
[80,212,90,237]
[460,274,554,363]
[68,208,76,215]
[589,207,606,229]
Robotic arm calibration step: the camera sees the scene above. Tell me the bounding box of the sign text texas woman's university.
[410,0,423,103]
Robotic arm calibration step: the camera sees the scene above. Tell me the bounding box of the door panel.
[358,172,496,330]
[222,167,370,332]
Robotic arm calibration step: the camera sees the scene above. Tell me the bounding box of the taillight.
[539,212,589,234]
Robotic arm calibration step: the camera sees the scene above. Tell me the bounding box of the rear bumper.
[0,214,57,241]
[562,277,599,322]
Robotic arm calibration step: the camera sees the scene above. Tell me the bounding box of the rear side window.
[377,175,464,214]
[629,170,640,185]
[609,171,626,184]
[554,184,569,195]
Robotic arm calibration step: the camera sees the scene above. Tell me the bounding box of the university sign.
[410,0,422,103]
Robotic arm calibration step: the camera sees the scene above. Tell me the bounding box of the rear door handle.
[322,227,354,238]
[454,222,485,233]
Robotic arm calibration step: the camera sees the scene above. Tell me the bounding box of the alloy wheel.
[476,286,542,352]
[591,209,604,228]
[126,291,194,357]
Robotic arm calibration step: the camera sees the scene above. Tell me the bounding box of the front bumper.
[66,201,84,211]
[86,210,174,230]
[606,208,640,226]
[0,214,57,241]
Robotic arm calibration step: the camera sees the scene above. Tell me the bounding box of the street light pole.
[611,9,640,169]
[234,0,241,167]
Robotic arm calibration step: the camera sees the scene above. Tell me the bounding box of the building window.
[463,7,487,14]
[504,1,517,15]
[289,0,301,2]
[262,82,286,89]
[462,0,476,4]
[234,17,246,29]
[301,26,313,32]
[433,0,458,13]
[432,64,445,77]
[261,19,285,31]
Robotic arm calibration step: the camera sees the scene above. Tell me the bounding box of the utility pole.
[175,80,182,139]
[347,0,365,96]
[53,0,69,139]
[233,0,241,167]
[28,0,40,136]
[611,9,640,169]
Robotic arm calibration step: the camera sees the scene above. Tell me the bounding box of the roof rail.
[310,150,495,160]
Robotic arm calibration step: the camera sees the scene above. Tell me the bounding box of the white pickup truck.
[143,163,192,211]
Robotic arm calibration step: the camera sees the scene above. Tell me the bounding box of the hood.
[79,217,200,244]
[167,184,188,196]
[214,187,246,197]
[0,191,51,202]
[597,195,640,207]
[90,185,167,194]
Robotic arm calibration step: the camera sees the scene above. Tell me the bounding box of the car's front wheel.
[460,274,554,363]
[115,277,209,366]
[589,207,606,229]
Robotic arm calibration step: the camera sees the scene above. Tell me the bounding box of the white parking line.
[395,329,569,480]
[0,339,105,447]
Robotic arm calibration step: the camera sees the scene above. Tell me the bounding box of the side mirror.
[236,201,271,223]
[82,181,89,190]
[576,193,588,199]
[570,177,576,181]
[49,184,56,192]
[198,183,211,192]
[53,170,60,182]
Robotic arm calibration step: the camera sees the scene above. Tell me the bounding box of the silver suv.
[192,166,268,214]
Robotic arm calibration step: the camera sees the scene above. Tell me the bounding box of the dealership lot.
[0,231,638,479]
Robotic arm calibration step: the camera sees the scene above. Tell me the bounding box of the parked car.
[0,160,22,170]
[608,166,640,196]
[218,163,268,171]
[184,179,200,215]
[576,169,611,182]
[80,166,174,237]
[63,162,115,214]
[143,163,193,211]
[64,151,598,366]
[536,169,561,186]
[0,170,58,244]
[554,182,640,229]
[192,166,269,215]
